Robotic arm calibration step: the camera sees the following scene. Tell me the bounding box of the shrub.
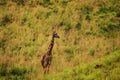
[65,46,74,61]
[65,46,74,54]
[85,14,91,20]
[35,10,51,19]
[75,22,82,30]
[59,0,72,7]
[89,49,95,56]
[21,14,29,25]
[63,19,72,32]
[85,29,96,36]
[37,0,52,7]
[10,66,28,76]
[12,0,27,5]
[64,24,71,32]
[81,6,93,14]
[0,14,13,26]
[0,39,6,54]
[2,66,30,80]
[0,0,7,5]
[0,62,11,76]
[0,67,7,76]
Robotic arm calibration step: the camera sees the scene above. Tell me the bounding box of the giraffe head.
[52,31,60,38]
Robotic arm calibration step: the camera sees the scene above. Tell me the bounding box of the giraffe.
[41,31,60,74]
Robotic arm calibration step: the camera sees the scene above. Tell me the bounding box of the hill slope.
[43,50,120,80]
[0,0,120,80]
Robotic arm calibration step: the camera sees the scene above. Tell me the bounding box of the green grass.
[0,0,120,80]
[0,65,30,80]
[42,49,120,80]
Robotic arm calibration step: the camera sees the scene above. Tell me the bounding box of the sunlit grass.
[0,0,120,79]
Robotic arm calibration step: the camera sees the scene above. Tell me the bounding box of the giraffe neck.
[47,37,54,55]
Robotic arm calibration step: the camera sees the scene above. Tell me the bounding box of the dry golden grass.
[0,0,120,79]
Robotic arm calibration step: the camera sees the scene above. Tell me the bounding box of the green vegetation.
[51,49,120,80]
[0,0,120,80]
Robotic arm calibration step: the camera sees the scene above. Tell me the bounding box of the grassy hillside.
[42,50,120,80]
[0,0,120,80]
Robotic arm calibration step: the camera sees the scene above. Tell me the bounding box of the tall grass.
[0,0,120,79]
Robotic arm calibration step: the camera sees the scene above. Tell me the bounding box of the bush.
[0,39,6,54]
[85,29,96,36]
[0,62,10,76]
[37,0,52,7]
[10,66,28,76]
[0,0,7,5]
[0,63,29,79]
[12,0,27,5]
[21,14,29,25]
[89,49,95,56]
[0,67,7,76]
[0,14,13,26]
[65,46,74,61]
[35,10,51,19]
[75,22,82,30]
[81,6,93,14]
[63,18,72,32]
[85,14,91,20]
[64,24,71,32]
[60,0,72,7]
